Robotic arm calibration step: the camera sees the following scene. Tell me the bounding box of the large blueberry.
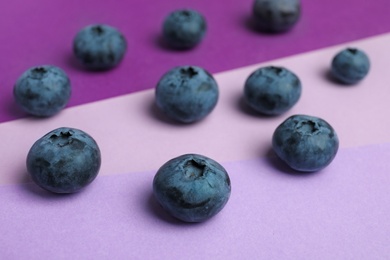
[331,48,370,84]
[162,9,207,49]
[155,66,219,123]
[272,115,339,172]
[27,127,101,193]
[252,0,301,32]
[244,66,301,115]
[73,24,127,70]
[153,154,231,222]
[13,65,71,117]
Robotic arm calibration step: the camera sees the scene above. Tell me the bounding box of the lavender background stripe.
[1,0,389,123]
[1,143,390,259]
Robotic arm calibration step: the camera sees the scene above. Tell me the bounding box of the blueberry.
[244,66,302,115]
[252,0,301,32]
[155,66,218,123]
[153,154,231,222]
[272,115,339,172]
[13,65,71,117]
[331,48,370,84]
[162,9,207,49]
[27,127,101,193]
[73,24,127,70]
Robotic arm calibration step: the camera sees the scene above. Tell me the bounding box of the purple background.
[2,144,390,259]
[1,0,390,123]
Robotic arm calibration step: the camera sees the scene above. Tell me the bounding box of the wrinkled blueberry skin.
[252,0,301,32]
[27,127,101,193]
[153,154,231,222]
[13,65,71,117]
[73,24,127,70]
[244,66,301,115]
[272,115,339,172]
[163,9,207,49]
[155,66,218,123]
[331,48,370,84]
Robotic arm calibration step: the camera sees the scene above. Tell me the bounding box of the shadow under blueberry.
[148,97,204,127]
[4,97,29,119]
[154,34,198,52]
[147,193,204,226]
[263,147,321,177]
[322,68,356,87]
[236,95,284,119]
[242,15,291,35]
[65,52,115,73]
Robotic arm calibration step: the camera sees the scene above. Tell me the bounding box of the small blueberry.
[73,24,127,70]
[331,47,370,84]
[153,154,231,222]
[272,115,339,172]
[162,9,207,49]
[244,66,302,115]
[13,65,71,117]
[155,65,219,123]
[27,127,101,193]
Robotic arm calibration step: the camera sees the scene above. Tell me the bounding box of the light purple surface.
[1,0,390,122]
[1,144,390,259]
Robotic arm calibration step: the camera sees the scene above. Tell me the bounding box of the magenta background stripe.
[0,0,390,123]
[1,144,390,259]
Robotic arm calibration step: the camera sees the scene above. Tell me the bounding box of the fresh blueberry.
[155,66,219,123]
[13,65,71,117]
[27,127,101,193]
[272,115,339,172]
[331,48,370,84]
[162,9,207,49]
[153,154,231,222]
[73,24,127,70]
[244,66,302,115]
[252,0,301,32]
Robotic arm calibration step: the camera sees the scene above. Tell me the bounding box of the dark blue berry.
[153,154,231,222]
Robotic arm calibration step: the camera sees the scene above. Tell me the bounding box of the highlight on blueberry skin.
[153,154,231,223]
[252,0,301,32]
[272,115,339,172]
[331,47,370,84]
[155,65,219,123]
[162,9,207,49]
[73,24,127,70]
[244,66,302,115]
[13,65,71,117]
[27,127,101,193]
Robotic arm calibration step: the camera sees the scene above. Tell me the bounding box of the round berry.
[244,66,302,115]
[153,154,231,222]
[27,127,101,193]
[73,24,127,70]
[272,115,339,172]
[155,66,219,123]
[252,0,301,32]
[331,48,370,84]
[13,65,71,117]
[162,9,207,49]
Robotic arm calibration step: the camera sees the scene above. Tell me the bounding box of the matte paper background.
[1,0,390,259]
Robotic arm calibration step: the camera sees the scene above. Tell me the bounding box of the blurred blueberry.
[244,66,301,115]
[272,115,339,172]
[331,48,370,84]
[252,0,301,32]
[13,65,71,117]
[73,24,127,70]
[153,154,231,222]
[155,66,218,123]
[27,127,101,193]
[162,9,207,49]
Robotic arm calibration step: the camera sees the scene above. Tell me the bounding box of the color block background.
[1,1,390,259]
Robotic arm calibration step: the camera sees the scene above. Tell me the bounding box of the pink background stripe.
[1,0,390,122]
[1,144,390,259]
[0,33,389,185]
